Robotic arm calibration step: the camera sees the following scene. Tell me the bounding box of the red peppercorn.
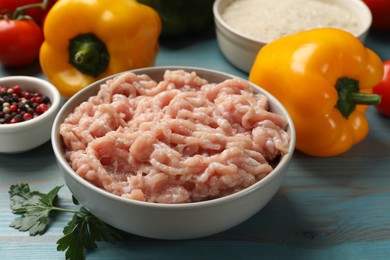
[9,104,18,113]
[22,113,33,121]
[11,85,22,94]
[35,103,48,115]
[9,118,19,124]
[31,96,43,104]
[23,91,32,99]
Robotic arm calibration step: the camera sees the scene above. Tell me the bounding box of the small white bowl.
[213,0,372,73]
[0,76,61,153]
[52,66,296,240]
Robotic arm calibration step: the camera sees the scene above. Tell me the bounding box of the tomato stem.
[13,0,49,20]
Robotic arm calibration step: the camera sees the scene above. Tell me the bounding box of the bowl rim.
[0,76,61,131]
[213,0,264,44]
[52,66,296,209]
[213,0,372,44]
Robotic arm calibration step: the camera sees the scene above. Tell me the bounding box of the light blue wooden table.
[1,28,390,260]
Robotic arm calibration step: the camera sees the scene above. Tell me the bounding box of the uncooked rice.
[221,0,361,42]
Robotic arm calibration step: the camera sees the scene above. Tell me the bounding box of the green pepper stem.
[68,33,110,77]
[73,42,100,66]
[350,92,382,105]
[336,77,381,118]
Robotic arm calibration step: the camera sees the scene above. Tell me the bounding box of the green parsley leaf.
[57,207,122,260]
[9,183,62,236]
[9,183,123,260]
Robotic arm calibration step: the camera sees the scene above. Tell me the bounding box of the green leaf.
[72,196,80,205]
[9,183,122,259]
[57,207,122,260]
[8,183,63,236]
[41,185,63,206]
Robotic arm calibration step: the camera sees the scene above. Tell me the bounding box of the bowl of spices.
[213,0,372,73]
[0,76,61,153]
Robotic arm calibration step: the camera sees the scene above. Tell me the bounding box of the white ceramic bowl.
[213,0,372,73]
[0,76,61,153]
[52,66,296,240]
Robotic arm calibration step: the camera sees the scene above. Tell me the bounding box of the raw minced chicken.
[60,70,290,204]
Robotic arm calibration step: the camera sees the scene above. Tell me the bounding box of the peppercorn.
[18,103,26,111]
[9,118,19,124]
[42,96,50,104]
[11,85,22,94]
[4,114,12,123]
[0,84,51,124]
[22,112,33,121]
[23,91,32,99]
[9,104,18,113]
[27,108,35,115]
[36,103,48,115]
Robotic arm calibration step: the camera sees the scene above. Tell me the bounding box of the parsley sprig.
[9,183,122,260]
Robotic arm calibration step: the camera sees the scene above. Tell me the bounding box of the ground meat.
[60,70,290,203]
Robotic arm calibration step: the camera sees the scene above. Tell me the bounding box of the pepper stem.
[68,33,110,77]
[73,43,100,65]
[350,92,382,105]
[335,77,381,118]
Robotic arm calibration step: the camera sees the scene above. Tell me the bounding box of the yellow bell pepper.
[249,28,384,157]
[40,0,161,98]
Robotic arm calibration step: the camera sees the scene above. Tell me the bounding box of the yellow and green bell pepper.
[40,0,161,98]
[249,28,384,157]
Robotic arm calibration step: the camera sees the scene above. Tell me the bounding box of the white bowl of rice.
[52,66,295,240]
[213,0,372,73]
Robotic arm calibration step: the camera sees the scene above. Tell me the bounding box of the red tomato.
[0,19,44,67]
[363,0,390,30]
[373,60,390,117]
[0,0,56,26]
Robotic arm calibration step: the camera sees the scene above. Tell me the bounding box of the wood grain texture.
[1,30,390,259]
